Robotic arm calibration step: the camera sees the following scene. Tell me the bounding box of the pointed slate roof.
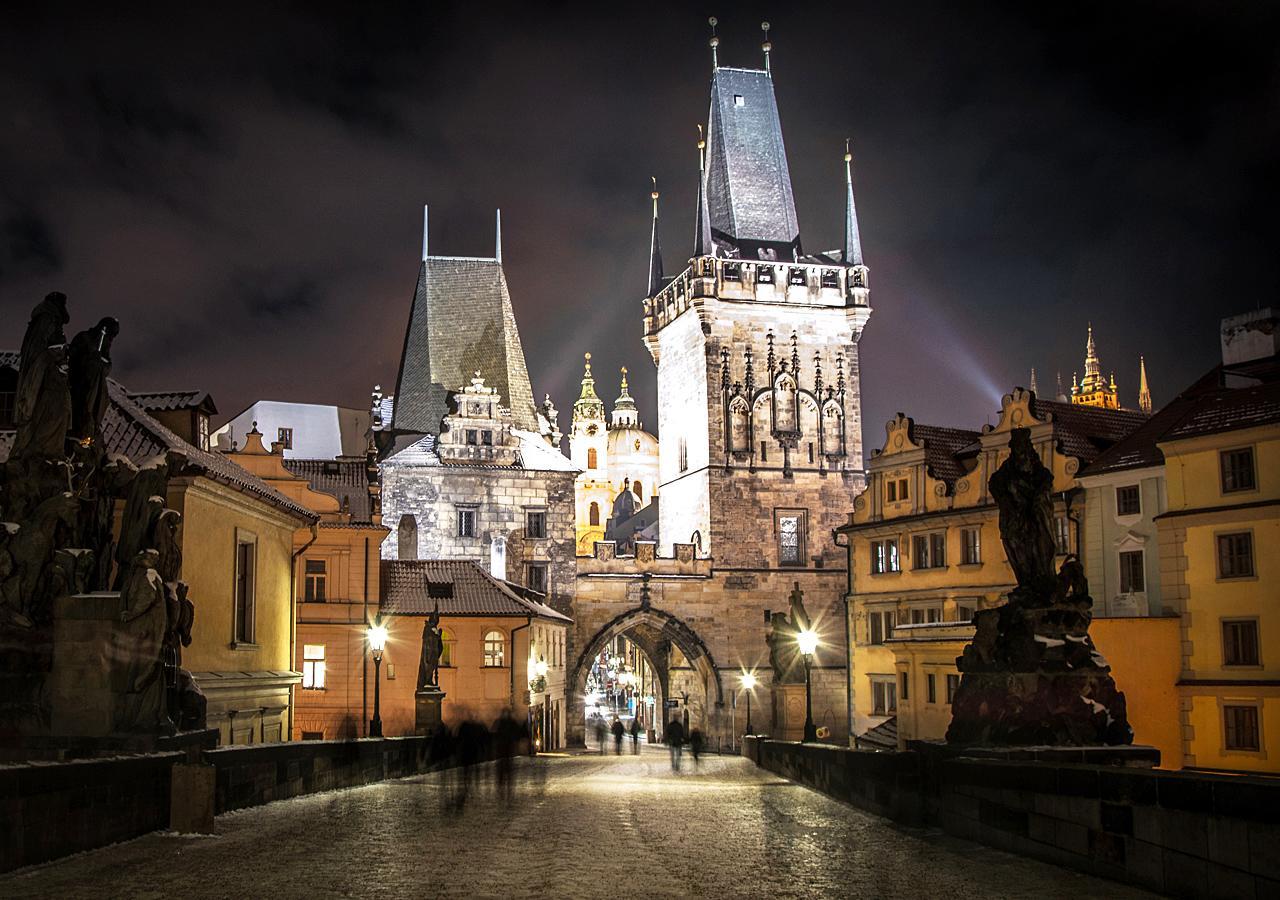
[705,67,801,257]
[391,257,538,435]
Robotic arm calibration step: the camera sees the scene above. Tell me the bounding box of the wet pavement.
[1,748,1153,899]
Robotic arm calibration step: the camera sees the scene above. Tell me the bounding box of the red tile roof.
[381,559,571,622]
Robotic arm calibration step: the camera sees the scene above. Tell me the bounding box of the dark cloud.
[0,1,1277,457]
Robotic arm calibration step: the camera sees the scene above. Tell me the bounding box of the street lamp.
[740,672,757,735]
[796,628,819,743]
[368,618,388,738]
[535,656,549,679]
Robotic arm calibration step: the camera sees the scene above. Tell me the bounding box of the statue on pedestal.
[946,428,1132,746]
[68,316,119,447]
[417,604,443,691]
[11,293,71,462]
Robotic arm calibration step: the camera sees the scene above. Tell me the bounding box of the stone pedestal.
[50,592,125,737]
[771,683,807,743]
[170,761,216,834]
[415,687,446,736]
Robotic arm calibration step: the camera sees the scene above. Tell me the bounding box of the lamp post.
[535,655,549,681]
[797,628,819,743]
[740,672,757,735]
[368,618,388,738]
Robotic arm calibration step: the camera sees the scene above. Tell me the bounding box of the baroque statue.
[946,428,1132,747]
[417,604,444,690]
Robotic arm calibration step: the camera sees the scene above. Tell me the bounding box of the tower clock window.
[587,448,598,469]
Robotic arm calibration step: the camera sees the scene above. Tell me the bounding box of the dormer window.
[733,94,745,107]
[466,429,478,446]
[196,413,209,451]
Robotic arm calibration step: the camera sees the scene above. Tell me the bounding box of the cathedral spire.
[572,352,605,427]
[843,140,864,267]
[647,178,664,297]
[1071,323,1119,408]
[1138,355,1153,414]
[1029,367,1038,396]
[1084,323,1101,383]
[694,126,712,258]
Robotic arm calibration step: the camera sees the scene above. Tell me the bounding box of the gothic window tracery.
[728,396,750,453]
[773,373,798,435]
[822,401,845,456]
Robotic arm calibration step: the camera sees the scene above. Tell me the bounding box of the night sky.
[2,2,1277,456]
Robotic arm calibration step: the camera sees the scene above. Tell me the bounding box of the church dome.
[607,424,658,458]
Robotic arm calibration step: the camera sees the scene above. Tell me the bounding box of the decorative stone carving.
[946,428,1133,747]
[68,317,119,447]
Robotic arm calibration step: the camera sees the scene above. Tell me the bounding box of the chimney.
[1221,308,1278,366]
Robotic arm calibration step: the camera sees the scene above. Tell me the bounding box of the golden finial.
[844,137,852,164]
[761,21,771,74]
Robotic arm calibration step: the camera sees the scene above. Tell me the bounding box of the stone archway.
[568,606,724,747]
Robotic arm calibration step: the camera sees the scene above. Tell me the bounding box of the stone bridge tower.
[643,57,872,568]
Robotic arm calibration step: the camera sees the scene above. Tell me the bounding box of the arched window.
[823,402,844,455]
[729,397,750,452]
[774,374,798,433]
[633,481,643,502]
[589,502,600,526]
[587,447,598,469]
[441,628,456,667]
[483,630,506,667]
[397,514,417,560]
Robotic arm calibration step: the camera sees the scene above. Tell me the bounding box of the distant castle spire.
[694,126,713,257]
[1029,367,1038,396]
[647,178,664,297]
[1071,323,1119,409]
[495,208,502,263]
[1055,371,1067,402]
[843,140,864,267]
[1138,356,1152,413]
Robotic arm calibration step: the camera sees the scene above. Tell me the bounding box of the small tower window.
[733,94,745,107]
[587,447,598,469]
[633,481,643,502]
[589,502,600,526]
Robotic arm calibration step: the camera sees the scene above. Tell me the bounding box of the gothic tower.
[1070,324,1120,410]
[643,43,871,565]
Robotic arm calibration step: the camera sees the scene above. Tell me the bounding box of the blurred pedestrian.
[689,727,705,766]
[594,717,607,755]
[629,717,641,754]
[666,718,685,771]
[611,716,625,755]
[454,717,487,810]
[493,707,522,803]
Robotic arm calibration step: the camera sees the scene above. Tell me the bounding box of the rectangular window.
[872,680,897,716]
[1224,705,1260,752]
[1220,447,1256,494]
[946,674,960,704]
[679,438,688,472]
[956,605,975,623]
[777,512,806,566]
[961,528,981,565]
[788,267,807,286]
[821,269,840,288]
[457,508,478,538]
[900,671,909,701]
[1223,620,1260,667]
[868,610,896,645]
[526,510,547,539]
[898,478,909,500]
[911,533,946,569]
[465,429,478,446]
[1054,516,1071,555]
[1118,550,1145,593]
[197,414,210,451]
[302,644,326,690]
[887,480,897,502]
[303,559,327,602]
[526,563,548,595]
[760,441,768,462]
[756,265,773,284]
[234,539,256,644]
[927,673,937,704]
[1116,485,1141,516]
[277,427,292,450]
[482,430,493,446]
[807,442,815,464]
[870,539,900,574]
[1217,532,1254,579]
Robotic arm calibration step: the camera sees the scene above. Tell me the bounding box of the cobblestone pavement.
[3,748,1154,899]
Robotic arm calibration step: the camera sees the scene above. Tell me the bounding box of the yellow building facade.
[1155,311,1280,773]
[836,388,1163,749]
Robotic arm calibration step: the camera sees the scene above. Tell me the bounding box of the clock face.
[586,424,598,436]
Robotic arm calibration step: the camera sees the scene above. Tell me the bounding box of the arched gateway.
[568,605,723,747]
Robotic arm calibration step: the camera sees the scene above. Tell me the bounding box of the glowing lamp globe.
[741,673,758,690]
[535,657,549,678]
[796,628,819,657]
[368,622,389,656]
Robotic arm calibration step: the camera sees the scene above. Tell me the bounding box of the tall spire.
[495,208,502,263]
[1055,371,1067,402]
[647,177,664,297]
[1029,367,1038,396]
[694,126,712,257]
[612,366,638,427]
[1083,323,1101,383]
[843,140,863,266]
[427,204,437,261]
[708,17,719,69]
[1071,324,1119,409]
[761,21,772,75]
[1138,355,1153,414]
